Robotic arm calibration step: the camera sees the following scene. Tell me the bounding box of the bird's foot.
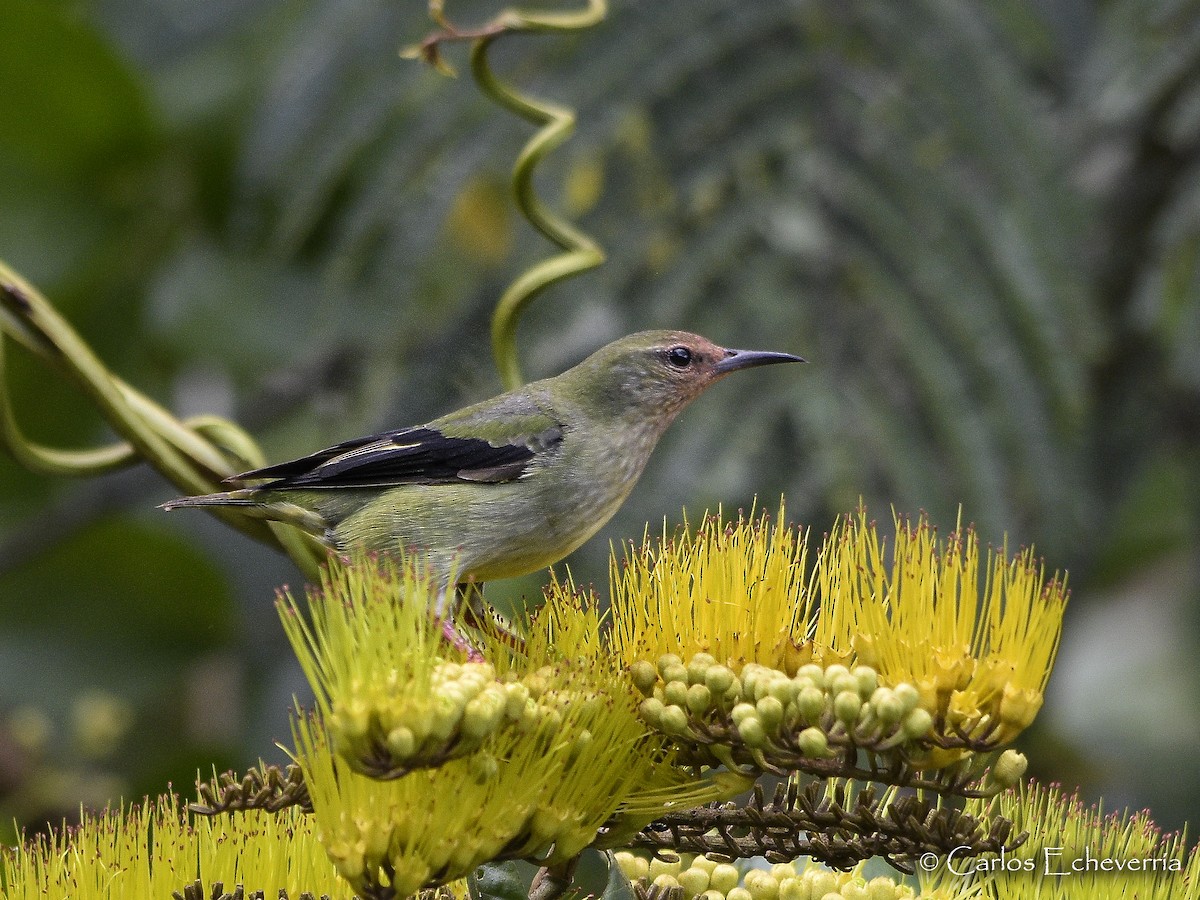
[438,617,485,662]
[457,582,528,653]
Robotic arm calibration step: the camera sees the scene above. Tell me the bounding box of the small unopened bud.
[852,666,878,698]
[462,691,505,740]
[990,749,1029,788]
[756,695,785,729]
[727,887,754,900]
[710,864,740,894]
[661,666,688,687]
[778,878,805,900]
[797,726,828,757]
[795,664,825,687]
[706,665,735,695]
[649,856,683,879]
[807,872,837,900]
[631,661,660,696]
[688,653,717,683]
[736,714,766,748]
[731,702,758,725]
[660,704,690,735]
[664,679,691,708]
[640,697,665,726]
[892,683,920,713]
[866,876,902,900]
[688,683,713,716]
[833,690,862,726]
[796,686,826,723]
[744,869,779,900]
[385,726,415,759]
[679,867,711,897]
[870,688,903,725]
[901,707,933,739]
[657,653,683,675]
[653,874,681,892]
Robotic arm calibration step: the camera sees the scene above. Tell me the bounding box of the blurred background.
[1,0,1198,839]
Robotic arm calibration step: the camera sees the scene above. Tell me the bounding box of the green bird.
[163,330,802,642]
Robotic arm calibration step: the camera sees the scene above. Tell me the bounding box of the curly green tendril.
[410,0,608,389]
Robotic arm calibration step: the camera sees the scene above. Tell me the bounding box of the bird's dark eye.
[666,346,693,368]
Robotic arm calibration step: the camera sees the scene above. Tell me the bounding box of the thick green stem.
[0,261,325,579]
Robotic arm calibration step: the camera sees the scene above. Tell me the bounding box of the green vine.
[0,262,325,580]
[409,0,607,389]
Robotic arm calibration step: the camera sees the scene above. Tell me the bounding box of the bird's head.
[565,330,804,424]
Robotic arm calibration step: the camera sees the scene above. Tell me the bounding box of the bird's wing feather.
[233,396,564,490]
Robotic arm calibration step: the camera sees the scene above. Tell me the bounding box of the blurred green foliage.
[0,0,1197,836]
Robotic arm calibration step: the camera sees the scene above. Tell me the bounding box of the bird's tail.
[160,490,258,511]
[161,490,329,537]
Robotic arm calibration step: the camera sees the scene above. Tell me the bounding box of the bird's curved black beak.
[714,347,806,374]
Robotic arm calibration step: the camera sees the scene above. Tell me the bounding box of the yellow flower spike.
[940,783,1199,899]
[611,502,810,672]
[293,712,549,896]
[280,553,524,778]
[809,508,1067,752]
[0,793,353,900]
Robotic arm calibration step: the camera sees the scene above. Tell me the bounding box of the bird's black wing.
[231,425,563,490]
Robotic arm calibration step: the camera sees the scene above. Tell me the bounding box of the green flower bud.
[830,674,860,698]
[756,695,785,730]
[706,665,736,695]
[731,702,758,725]
[631,661,660,696]
[796,664,825,687]
[870,688,903,726]
[614,851,639,880]
[653,874,681,891]
[649,856,682,879]
[744,869,779,900]
[385,725,416,759]
[688,683,714,716]
[691,856,719,875]
[823,664,850,685]
[663,663,691,685]
[640,697,665,726]
[901,707,933,739]
[710,864,740,894]
[728,887,754,900]
[778,877,807,900]
[991,749,1029,788]
[796,686,826,723]
[797,726,828,757]
[660,704,691,736]
[769,679,799,706]
[842,884,867,900]
[892,683,920,713]
[664,679,691,708]
[852,666,878,698]
[679,866,712,897]
[657,653,684,676]
[700,892,726,900]
[770,864,796,882]
[736,714,766,748]
[833,690,862,726]
[468,751,499,784]
[866,876,903,900]
[807,872,838,900]
[688,653,717,683]
[462,691,506,740]
[504,682,530,720]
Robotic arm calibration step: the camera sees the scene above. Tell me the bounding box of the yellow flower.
[810,508,1066,748]
[610,503,810,672]
[921,783,1200,899]
[0,794,352,900]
